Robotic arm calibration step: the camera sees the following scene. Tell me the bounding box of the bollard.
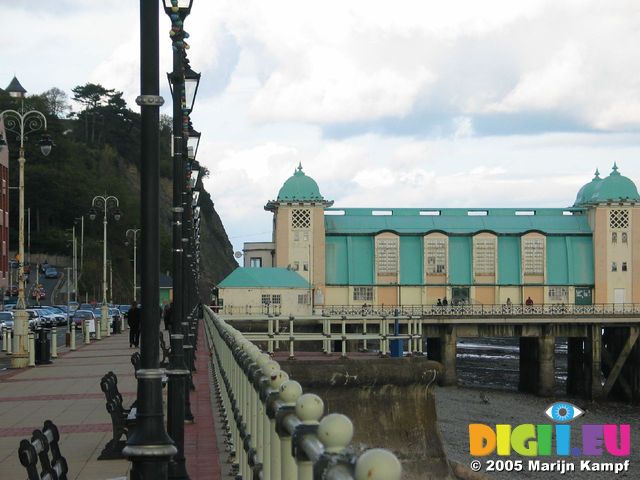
[70,323,76,351]
[28,332,36,367]
[51,327,58,359]
[1,327,6,352]
[96,319,101,340]
[7,329,12,355]
[355,448,402,480]
[84,320,91,345]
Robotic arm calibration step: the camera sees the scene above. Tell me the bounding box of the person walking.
[163,302,173,331]
[127,301,141,348]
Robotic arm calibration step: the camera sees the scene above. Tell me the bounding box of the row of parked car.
[0,304,132,331]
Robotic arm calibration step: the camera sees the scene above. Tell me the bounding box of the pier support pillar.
[566,338,587,397]
[439,326,457,386]
[537,331,555,397]
[518,337,537,393]
[586,324,603,400]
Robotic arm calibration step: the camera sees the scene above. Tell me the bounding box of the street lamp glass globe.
[184,67,201,113]
[39,133,54,157]
[113,209,122,221]
[187,125,201,160]
[89,209,97,221]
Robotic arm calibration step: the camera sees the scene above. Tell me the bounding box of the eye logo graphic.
[545,402,584,423]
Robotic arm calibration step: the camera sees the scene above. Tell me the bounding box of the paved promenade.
[0,323,222,480]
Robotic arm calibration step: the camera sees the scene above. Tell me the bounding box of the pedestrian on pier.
[442,297,448,307]
[127,301,140,348]
[525,296,533,306]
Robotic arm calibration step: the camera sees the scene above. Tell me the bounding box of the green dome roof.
[588,164,640,204]
[573,169,602,206]
[277,163,325,202]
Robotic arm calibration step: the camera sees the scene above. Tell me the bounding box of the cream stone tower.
[265,164,333,306]
[575,164,640,304]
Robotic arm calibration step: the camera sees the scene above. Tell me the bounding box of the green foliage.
[1,82,235,304]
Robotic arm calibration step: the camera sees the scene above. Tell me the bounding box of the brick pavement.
[0,322,223,480]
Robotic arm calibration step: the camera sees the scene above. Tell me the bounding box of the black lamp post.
[123,1,176,478]
[163,0,198,478]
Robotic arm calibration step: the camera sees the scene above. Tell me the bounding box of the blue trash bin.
[389,318,403,358]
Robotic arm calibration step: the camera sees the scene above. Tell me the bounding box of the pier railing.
[322,303,640,317]
[203,306,402,480]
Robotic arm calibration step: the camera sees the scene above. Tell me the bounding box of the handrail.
[203,306,402,480]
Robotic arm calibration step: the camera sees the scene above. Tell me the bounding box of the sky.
[3,0,640,259]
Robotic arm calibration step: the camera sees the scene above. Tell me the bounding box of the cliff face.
[197,187,238,296]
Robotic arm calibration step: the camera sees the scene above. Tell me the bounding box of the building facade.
[223,163,640,313]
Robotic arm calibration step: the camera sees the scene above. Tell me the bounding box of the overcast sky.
[3,0,640,257]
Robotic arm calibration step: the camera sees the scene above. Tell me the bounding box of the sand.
[435,386,640,479]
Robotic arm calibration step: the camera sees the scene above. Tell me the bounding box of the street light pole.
[90,195,120,337]
[1,77,53,368]
[124,1,176,477]
[126,228,141,302]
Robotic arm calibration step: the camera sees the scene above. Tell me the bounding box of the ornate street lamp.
[125,228,141,302]
[124,2,176,477]
[90,195,120,338]
[1,76,54,368]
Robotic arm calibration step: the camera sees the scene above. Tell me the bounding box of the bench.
[19,420,69,480]
[99,372,136,460]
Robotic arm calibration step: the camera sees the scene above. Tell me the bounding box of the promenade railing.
[203,306,402,480]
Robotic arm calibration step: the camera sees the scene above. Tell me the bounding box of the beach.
[435,385,640,479]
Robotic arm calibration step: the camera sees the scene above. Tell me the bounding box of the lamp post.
[126,228,141,302]
[123,1,176,476]
[164,1,199,478]
[1,76,54,368]
[75,216,84,300]
[89,195,120,337]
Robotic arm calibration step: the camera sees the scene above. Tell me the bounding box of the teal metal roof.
[219,267,310,288]
[324,208,591,235]
[276,164,325,202]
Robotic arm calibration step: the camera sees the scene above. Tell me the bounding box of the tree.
[42,87,70,118]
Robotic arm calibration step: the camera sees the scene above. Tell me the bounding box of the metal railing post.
[276,380,303,480]
[289,315,295,359]
[293,393,324,480]
[362,316,368,352]
[268,317,274,354]
[341,316,347,358]
[268,371,289,480]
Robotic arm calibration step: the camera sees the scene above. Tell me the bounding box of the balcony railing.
[321,303,640,318]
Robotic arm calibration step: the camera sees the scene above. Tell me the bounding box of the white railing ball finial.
[295,393,324,424]
[318,413,353,453]
[279,379,303,405]
[355,448,402,480]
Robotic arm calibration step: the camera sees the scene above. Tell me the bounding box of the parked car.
[24,309,44,329]
[68,302,79,312]
[0,311,14,329]
[71,309,96,331]
[10,286,19,296]
[93,307,114,328]
[44,267,59,279]
[34,306,67,326]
